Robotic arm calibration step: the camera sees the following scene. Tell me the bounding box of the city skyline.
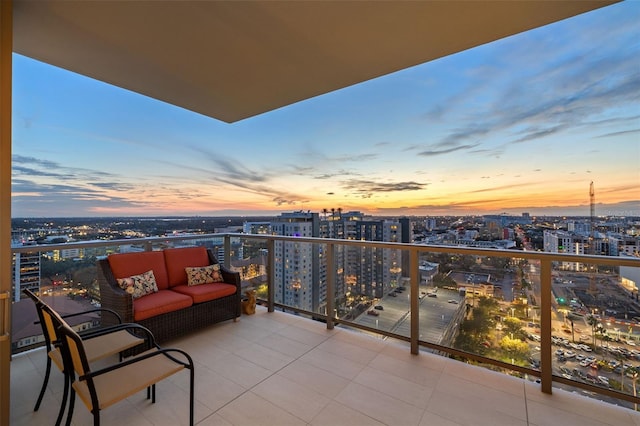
[11,2,640,218]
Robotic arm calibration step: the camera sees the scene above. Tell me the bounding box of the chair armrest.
[60,307,123,324]
[82,322,158,349]
[80,346,194,380]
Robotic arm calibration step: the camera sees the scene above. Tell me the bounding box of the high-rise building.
[250,211,406,315]
[271,212,321,312]
[11,242,40,302]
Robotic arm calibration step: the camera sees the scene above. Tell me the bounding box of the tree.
[587,314,598,347]
[627,367,639,411]
[502,317,522,335]
[499,335,530,364]
[566,313,582,343]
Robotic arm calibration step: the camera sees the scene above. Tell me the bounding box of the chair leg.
[151,384,156,403]
[33,356,52,411]
[189,365,195,426]
[64,388,76,426]
[54,369,69,426]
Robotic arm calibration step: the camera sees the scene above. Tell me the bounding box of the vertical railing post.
[143,240,152,252]
[539,258,553,394]
[326,243,335,330]
[410,248,419,355]
[223,234,231,269]
[267,239,275,312]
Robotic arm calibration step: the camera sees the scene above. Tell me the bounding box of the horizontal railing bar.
[11,232,640,268]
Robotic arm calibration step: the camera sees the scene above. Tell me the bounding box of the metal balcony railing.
[10,233,640,410]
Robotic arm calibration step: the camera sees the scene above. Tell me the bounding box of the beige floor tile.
[300,347,367,380]
[178,363,247,411]
[434,373,528,419]
[368,351,444,388]
[203,328,256,353]
[232,341,296,372]
[278,359,351,398]
[419,410,464,426]
[205,352,273,388]
[257,331,314,358]
[252,374,331,422]
[335,382,425,425]
[245,309,294,333]
[196,412,234,426]
[442,359,526,395]
[171,331,235,362]
[332,327,388,352]
[276,323,335,347]
[310,400,386,426]
[426,389,527,426]
[317,335,380,364]
[354,366,435,409]
[69,396,151,426]
[524,383,640,426]
[216,391,306,426]
[526,398,629,426]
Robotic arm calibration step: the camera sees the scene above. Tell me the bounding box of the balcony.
[7,234,640,424]
[11,304,640,425]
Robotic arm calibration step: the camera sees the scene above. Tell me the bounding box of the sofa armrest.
[97,258,135,326]
[207,249,241,292]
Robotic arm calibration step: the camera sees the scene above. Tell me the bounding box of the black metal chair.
[23,289,151,425]
[51,302,195,426]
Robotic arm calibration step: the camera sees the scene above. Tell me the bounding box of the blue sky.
[11,2,640,218]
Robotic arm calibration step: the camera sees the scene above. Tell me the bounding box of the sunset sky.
[11,2,640,218]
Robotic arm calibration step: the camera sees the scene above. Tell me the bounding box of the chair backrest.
[55,315,102,414]
[38,302,92,380]
[23,289,57,352]
[54,316,91,379]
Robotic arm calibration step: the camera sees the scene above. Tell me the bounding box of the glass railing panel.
[551,260,639,408]
[270,239,322,312]
[231,237,269,299]
[416,252,541,372]
[334,245,407,335]
[12,244,124,354]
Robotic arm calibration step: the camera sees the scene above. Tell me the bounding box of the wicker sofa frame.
[97,248,241,344]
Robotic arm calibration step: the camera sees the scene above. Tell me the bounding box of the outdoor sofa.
[97,246,241,344]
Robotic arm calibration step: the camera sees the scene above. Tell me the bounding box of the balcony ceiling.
[13,0,617,123]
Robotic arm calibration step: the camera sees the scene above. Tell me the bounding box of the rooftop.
[11,306,640,425]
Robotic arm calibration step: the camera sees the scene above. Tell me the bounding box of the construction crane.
[590,181,595,252]
[588,181,598,295]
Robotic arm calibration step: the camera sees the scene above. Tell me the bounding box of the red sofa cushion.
[172,283,237,304]
[164,246,210,287]
[132,289,192,321]
[108,251,170,290]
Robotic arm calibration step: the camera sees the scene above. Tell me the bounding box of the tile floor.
[10,306,640,425]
